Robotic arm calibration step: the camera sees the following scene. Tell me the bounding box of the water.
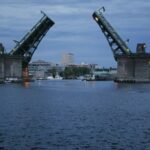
[0,80,150,150]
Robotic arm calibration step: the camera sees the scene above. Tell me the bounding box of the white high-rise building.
[61,52,74,65]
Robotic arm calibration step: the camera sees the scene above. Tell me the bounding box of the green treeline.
[63,66,91,79]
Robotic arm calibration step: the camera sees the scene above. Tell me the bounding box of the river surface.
[0,80,150,150]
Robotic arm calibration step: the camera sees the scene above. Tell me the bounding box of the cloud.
[0,0,150,67]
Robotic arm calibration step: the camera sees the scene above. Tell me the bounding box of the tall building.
[61,53,74,65]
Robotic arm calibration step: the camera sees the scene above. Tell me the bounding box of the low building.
[29,60,65,79]
[93,68,117,80]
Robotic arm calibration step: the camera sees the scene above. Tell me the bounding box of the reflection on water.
[0,80,150,149]
[23,82,30,88]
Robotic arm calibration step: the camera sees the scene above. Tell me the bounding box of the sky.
[0,0,150,67]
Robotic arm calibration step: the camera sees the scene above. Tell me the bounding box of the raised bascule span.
[0,12,55,83]
[10,11,55,68]
[92,7,131,60]
[93,7,150,83]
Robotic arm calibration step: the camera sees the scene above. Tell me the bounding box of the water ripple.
[0,81,150,149]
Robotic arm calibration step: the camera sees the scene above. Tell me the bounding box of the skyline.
[0,0,150,67]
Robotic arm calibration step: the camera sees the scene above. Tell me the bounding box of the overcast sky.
[0,0,150,67]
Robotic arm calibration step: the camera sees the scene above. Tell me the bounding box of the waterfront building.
[93,68,117,80]
[28,60,64,79]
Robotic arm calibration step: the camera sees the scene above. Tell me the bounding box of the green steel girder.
[93,8,132,60]
[10,12,55,68]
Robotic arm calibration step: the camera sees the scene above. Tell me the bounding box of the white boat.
[5,77,21,83]
[55,75,63,80]
[46,76,54,80]
[47,75,63,80]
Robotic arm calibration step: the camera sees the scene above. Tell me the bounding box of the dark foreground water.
[0,80,150,150]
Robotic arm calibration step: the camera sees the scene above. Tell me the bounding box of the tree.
[63,66,91,79]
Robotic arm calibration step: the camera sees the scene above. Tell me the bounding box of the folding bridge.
[10,11,55,68]
[93,7,150,82]
[0,12,54,82]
